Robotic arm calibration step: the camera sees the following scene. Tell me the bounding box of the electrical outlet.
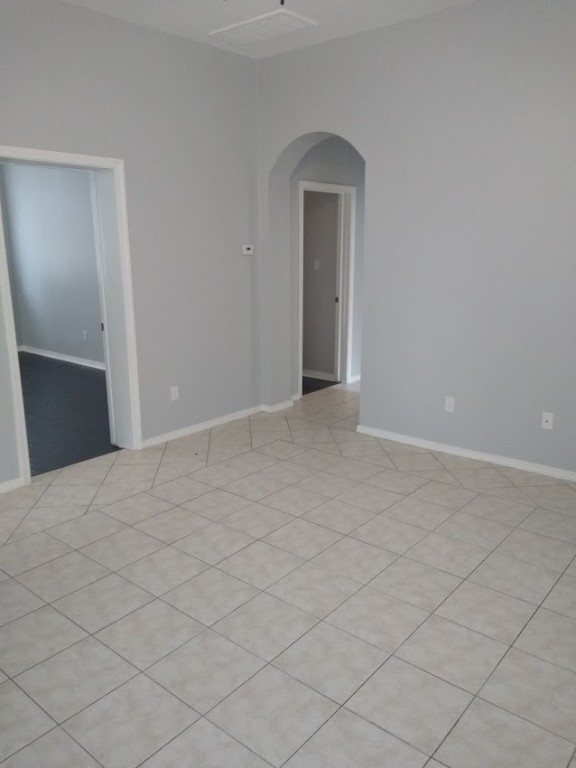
[542,412,554,430]
[82,331,88,341]
[445,396,455,414]
[170,385,179,402]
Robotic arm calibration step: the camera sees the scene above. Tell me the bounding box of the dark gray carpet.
[19,352,118,476]
[302,377,339,395]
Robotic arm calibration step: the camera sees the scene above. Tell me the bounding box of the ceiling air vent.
[210,9,317,45]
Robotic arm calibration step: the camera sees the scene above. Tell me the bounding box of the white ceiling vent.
[210,9,317,46]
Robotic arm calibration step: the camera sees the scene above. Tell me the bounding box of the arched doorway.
[258,132,366,408]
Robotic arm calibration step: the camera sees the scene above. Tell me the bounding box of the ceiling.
[58,0,477,59]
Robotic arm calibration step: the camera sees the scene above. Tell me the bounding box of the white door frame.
[298,180,357,396]
[0,145,143,486]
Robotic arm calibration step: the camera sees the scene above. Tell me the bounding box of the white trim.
[0,477,28,494]
[303,369,338,382]
[260,400,294,413]
[347,374,361,384]
[0,144,143,489]
[141,401,295,449]
[18,346,105,370]
[298,181,356,397]
[0,184,31,485]
[292,394,303,401]
[357,425,576,482]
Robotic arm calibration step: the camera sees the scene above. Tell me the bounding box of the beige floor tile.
[255,440,308,460]
[96,600,203,669]
[222,473,289,502]
[521,509,576,544]
[36,484,99,508]
[268,562,359,618]
[174,523,254,564]
[0,532,71,576]
[462,494,534,526]
[436,699,573,768]
[0,681,55,762]
[181,488,251,521]
[140,718,269,767]
[0,486,45,512]
[348,656,471,755]
[543,575,576,619]
[118,545,207,596]
[0,605,87,676]
[49,511,126,548]
[260,461,317,484]
[449,469,512,489]
[304,498,376,534]
[228,452,279,473]
[410,482,477,510]
[390,453,444,472]
[435,512,512,550]
[214,593,316,660]
[295,472,359,499]
[80,528,163,570]
[469,553,559,604]
[289,448,342,471]
[218,540,302,589]
[91,481,154,507]
[435,581,535,643]
[153,459,208,486]
[515,608,576,672]
[396,615,508,693]
[104,465,158,487]
[264,519,342,559]
[100,493,173,525]
[522,485,576,512]
[114,446,165,466]
[64,675,198,768]
[285,708,427,768]
[223,503,292,538]
[188,463,250,489]
[366,469,429,495]
[163,567,258,625]
[324,458,382,482]
[135,508,210,544]
[15,506,87,535]
[326,586,428,651]
[369,557,461,612]
[148,629,264,713]
[352,515,428,554]
[499,468,567,487]
[208,666,337,767]
[311,537,396,583]
[0,579,44,625]
[407,533,490,577]
[263,486,326,516]
[53,574,153,633]
[334,484,402,514]
[148,477,211,505]
[274,621,387,702]
[1,727,100,768]
[383,497,455,530]
[15,637,136,722]
[480,649,576,742]
[17,551,109,602]
[495,529,576,572]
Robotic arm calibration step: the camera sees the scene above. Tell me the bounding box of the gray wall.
[1,163,104,363]
[303,191,339,377]
[257,0,576,472]
[0,0,257,483]
[292,137,366,382]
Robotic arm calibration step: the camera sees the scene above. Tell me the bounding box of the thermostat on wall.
[242,244,254,256]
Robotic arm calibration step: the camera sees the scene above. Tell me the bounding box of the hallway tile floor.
[1,383,576,766]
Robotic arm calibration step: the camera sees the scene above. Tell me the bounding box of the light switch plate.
[242,244,254,256]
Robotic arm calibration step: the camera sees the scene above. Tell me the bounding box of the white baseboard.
[260,400,294,413]
[0,477,28,494]
[292,394,303,401]
[347,375,361,384]
[357,425,576,482]
[18,346,105,371]
[141,400,294,449]
[303,369,338,382]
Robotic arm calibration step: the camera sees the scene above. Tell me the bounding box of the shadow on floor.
[302,377,339,395]
[19,352,119,476]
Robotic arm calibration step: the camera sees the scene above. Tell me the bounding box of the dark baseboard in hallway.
[302,376,339,395]
[18,352,119,476]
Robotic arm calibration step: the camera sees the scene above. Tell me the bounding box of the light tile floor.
[1,383,576,767]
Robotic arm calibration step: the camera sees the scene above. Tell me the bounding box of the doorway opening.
[0,145,142,486]
[299,181,356,397]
